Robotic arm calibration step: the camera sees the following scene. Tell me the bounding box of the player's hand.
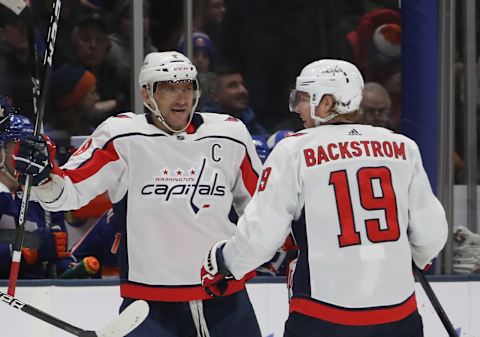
[13,135,56,186]
[201,240,232,296]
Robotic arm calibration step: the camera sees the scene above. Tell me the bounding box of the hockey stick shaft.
[413,265,457,337]
[0,290,149,337]
[7,0,62,296]
[0,289,88,336]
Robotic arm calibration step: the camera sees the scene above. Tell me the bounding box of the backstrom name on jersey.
[304,140,406,166]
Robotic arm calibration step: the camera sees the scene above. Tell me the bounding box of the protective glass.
[154,80,198,101]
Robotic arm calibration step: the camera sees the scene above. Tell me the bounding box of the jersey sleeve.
[407,143,448,269]
[231,124,262,216]
[32,120,128,211]
[223,141,302,279]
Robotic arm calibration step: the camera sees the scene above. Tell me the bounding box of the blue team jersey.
[72,209,120,276]
[0,183,71,278]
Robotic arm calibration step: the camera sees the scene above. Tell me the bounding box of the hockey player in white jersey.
[13,51,263,337]
[201,59,448,337]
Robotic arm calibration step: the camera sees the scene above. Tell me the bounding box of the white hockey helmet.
[289,59,364,124]
[138,51,200,132]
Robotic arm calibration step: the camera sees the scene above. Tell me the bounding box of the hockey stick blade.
[0,0,27,14]
[0,290,149,337]
[91,300,149,337]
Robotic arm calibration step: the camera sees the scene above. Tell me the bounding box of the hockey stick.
[0,290,149,337]
[6,0,62,296]
[0,229,42,249]
[413,264,458,337]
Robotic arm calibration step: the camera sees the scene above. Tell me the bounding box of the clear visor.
[289,89,311,112]
[152,79,200,102]
[153,79,198,93]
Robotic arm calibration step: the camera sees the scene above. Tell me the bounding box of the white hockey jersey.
[34,112,262,301]
[223,123,448,325]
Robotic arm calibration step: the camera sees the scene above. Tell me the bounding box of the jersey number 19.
[329,166,400,248]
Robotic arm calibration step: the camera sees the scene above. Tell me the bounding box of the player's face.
[153,81,195,130]
[293,91,315,128]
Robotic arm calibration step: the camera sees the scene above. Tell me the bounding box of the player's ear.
[315,94,335,117]
[322,95,335,111]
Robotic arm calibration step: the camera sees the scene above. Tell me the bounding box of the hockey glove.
[23,226,70,265]
[201,240,232,297]
[13,135,56,186]
[47,226,70,260]
[251,135,270,163]
[266,130,294,150]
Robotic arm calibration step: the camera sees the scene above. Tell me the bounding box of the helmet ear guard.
[291,59,364,124]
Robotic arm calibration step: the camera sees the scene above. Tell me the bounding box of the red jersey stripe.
[289,294,417,326]
[240,152,258,196]
[120,271,256,302]
[65,141,120,183]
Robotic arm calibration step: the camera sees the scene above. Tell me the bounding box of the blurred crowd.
[0,0,403,134]
[1,0,478,279]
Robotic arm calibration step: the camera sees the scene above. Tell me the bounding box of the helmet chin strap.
[310,104,338,126]
[143,94,193,134]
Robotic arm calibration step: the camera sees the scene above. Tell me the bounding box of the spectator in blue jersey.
[202,65,268,137]
[0,105,74,279]
[69,209,121,278]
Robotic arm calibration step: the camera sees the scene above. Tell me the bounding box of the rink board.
[0,277,478,337]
